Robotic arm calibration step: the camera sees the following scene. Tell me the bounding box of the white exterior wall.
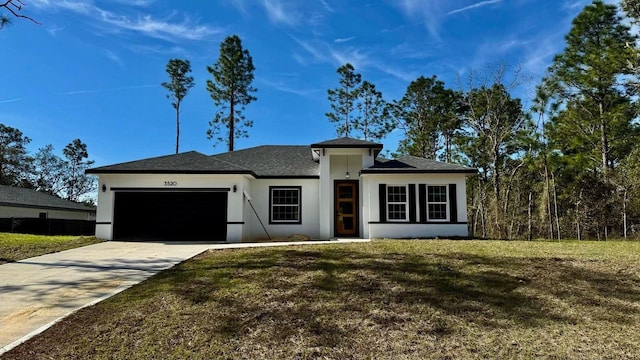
[317,148,375,239]
[95,173,247,241]
[93,150,471,242]
[0,205,93,220]
[362,173,470,239]
[243,178,320,240]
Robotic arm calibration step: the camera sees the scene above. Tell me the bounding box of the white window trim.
[427,185,449,222]
[387,184,409,222]
[270,186,301,224]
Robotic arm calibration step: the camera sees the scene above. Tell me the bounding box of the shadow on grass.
[3,243,640,360]
[161,245,640,339]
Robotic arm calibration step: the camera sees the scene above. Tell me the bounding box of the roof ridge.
[207,155,253,172]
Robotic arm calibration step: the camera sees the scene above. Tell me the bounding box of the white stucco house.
[87,138,476,242]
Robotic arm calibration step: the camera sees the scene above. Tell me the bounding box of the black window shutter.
[379,184,387,222]
[419,184,427,223]
[408,184,416,222]
[449,184,457,223]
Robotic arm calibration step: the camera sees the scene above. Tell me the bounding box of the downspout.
[243,190,271,241]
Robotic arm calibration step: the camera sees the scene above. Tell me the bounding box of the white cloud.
[30,0,94,14]
[330,47,369,69]
[334,36,355,43]
[262,0,300,26]
[372,63,417,82]
[319,0,334,13]
[97,11,221,42]
[448,0,502,15]
[30,0,221,42]
[46,25,66,36]
[260,77,318,97]
[110,0,155,6]
[103,49,124,66]
[292,36,417,82]
[58,84,157,96]
[129,44,188,55]
[390,42,433,59]
[0,98,22,104]
[292,37,328,63]
[391,0,444,40]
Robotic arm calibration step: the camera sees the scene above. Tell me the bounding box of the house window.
[270,186,301,224]
[387,185,408,221]
[427,185,448,220]
[39,212,48,219]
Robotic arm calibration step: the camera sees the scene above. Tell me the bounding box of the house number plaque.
[164,181,178,186]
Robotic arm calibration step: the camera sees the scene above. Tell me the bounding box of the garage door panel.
[113,191,227,241]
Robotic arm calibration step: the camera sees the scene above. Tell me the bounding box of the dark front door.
[335,181,358,237]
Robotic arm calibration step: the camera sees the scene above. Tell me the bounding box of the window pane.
[339,186,353,199]
[428,186,447,203]
[387,186,407,203]
[273,205,299,221]
[388,203,406,220]
[343,217,354,230]
[428,204,447,220]
[271,188,301,222]
[339,201,353,215]
[273,189,299,205]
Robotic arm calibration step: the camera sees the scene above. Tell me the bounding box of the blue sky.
[0,0,617,167]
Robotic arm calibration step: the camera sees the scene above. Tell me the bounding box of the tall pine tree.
[394,76,461,160]
[161,58,195,154]
[354,81,393,141]
[326,63,361,137]
[206,35,257,151]
[543,0,638,177]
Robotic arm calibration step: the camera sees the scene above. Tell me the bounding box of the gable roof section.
[361,156,477,174]
[310,137,383,149]
[0,185,96,213]
[212,146,319,178]
[86,151,252,174]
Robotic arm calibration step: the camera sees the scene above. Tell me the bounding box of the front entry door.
[335,181,358,237]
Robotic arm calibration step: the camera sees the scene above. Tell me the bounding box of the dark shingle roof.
[86,151,251,174]
[212,146,319,177]
[310,137,383,148]
[361,156,477,174]
[0,185,96,212]
[86,139,475,177]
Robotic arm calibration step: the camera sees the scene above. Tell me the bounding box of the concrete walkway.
[0,239,369,354]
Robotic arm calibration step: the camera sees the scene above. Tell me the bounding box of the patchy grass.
[3,240,640,359]
[0,233,102,264]
[245,233,313,243]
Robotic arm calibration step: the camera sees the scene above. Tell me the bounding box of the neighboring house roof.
[86,151,252,174]
[0,185,96,213]
[211,146,319,178]
[361,156,477,174]
[86,138,477,177]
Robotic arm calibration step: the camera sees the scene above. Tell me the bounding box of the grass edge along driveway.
[3,239,640,359]
[0,232,102,264]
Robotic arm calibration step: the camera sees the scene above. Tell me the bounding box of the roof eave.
[310,144,383,149]
[0,202,96,213]
[86,170,255,175]
[254,175,320,179]
[360,169,478,175]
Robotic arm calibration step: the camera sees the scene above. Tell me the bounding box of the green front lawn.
[3,240,640,359]
[0,232,102,264]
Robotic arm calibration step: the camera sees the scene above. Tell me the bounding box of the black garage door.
[113,191,227,241]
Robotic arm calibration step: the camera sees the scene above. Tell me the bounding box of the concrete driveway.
[0,239,368,354]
